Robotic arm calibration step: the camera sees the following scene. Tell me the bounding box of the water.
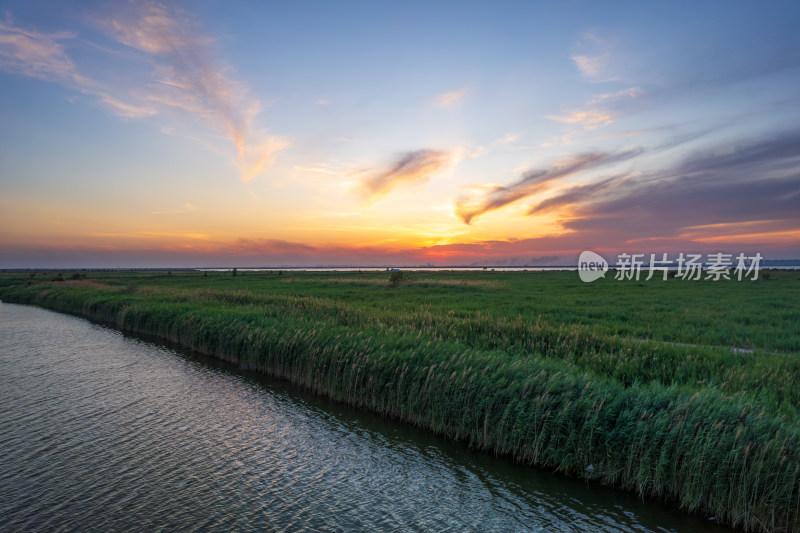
[194,265,800,272]
[0,302,725,532]
[198,267,578,272]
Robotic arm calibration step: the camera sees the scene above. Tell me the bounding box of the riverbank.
[1,270,798,532]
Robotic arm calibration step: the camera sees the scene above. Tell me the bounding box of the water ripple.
[0,302,724,532]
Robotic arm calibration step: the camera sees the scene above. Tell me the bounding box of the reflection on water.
[0,302,724,532]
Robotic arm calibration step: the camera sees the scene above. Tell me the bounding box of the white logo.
[578,251,763,282]
[578,251,609,283]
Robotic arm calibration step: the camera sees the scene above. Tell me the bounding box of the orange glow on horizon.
[691,230,800,244]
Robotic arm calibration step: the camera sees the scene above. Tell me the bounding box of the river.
[0,302,724,532]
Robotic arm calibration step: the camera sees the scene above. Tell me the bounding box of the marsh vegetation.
[1,269,798,532]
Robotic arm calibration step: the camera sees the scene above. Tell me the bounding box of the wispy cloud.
[447,131,800,254]
[455,148,642,224]
[527,175,627,215]
[0,17,155,117]
[571,30,619,83]
[589,87,643,103]
[490,133,521,147]
[96,0,286,181]
[572,54,612,81]
[549,87,643,130]
[433,87,467,107]
[228,238,318,255]
[461,133,522,160]
[359,149,453,202]
[548,109,615,130]
[293,160,356,176]
[675,132,800,177]
[0,3,286,183]
[558,131,800,244]
[98,94,157,118]
[234,137,291,184]
[0,20,78,81]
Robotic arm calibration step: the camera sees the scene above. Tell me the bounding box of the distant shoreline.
[2,261,799,273]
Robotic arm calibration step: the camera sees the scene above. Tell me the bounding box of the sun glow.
[1,2,798,267]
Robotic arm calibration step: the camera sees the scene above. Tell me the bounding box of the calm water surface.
[0,302,725,532]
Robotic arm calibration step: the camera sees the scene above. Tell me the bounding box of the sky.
[1,0,798,268]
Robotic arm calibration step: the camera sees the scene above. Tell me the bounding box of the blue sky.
[1,0,798,267]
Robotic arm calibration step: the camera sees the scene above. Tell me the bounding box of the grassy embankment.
[1,269,799,532]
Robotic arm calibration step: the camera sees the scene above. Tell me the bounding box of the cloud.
[549,87,643,130]
[0,20,78,81]
[557,131,800,244]
[460,134,522,161]
[0,3,286,183]
[572,54,613,81]
[548,109,615,129]
[359,149,453,202]
[98,94,158,118]
[0,18,153,117]
[564,174,800,244]
[96,1,287,180]
[228,238,318,255]
[414,235,607,264]
[434,87,467,107]
[235,137,291,184]
[5,127,799,271]
[675,133,800,177]
[680,220,800,245]
[571,30,620,83]
[217,238,418,264]
[490,133,521,147]
[589,87,643,103]
[455,148,643,224]
[528,175,627,215]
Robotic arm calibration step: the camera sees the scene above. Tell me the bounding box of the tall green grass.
[1,270,798,532]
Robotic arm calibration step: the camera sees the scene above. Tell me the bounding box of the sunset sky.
[1,1,798,268]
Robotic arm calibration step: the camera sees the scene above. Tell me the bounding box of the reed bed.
[1,270,798,532]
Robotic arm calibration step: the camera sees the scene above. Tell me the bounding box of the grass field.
[1,269,799,532]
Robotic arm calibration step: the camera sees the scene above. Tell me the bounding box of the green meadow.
[1,269,799,532]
